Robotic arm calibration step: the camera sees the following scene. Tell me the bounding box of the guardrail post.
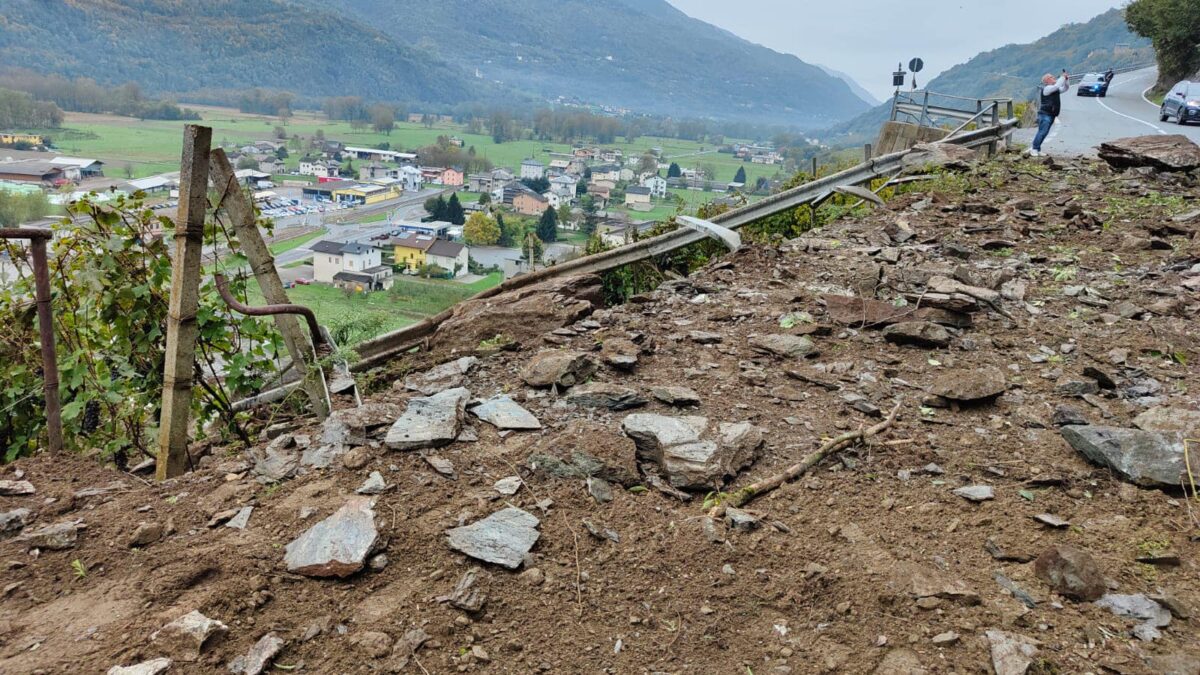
[920,91,930,127]
[811,157,818,178]
[864,144,873,162]
[156,124,211,480]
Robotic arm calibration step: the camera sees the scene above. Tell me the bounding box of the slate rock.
[600,338,641,370]
[441,568,487,613]
[446,507,541,570]
[1051,406,1088,427]
[423,454,457,479]
[18,520,80,550]
[0,480,35,496]
[1033,544,1106,602]
[321,402,402,446]
[1098,134,1200,172]
[566,383,647,410]
[749,334,816,359]
[1096,593,1172,627]
[883,321,951,348]
[689,330,724,344]
[1133,406,1200,441]
[470,395,541,430]
[952,485,994,502]
[250,434,300,482]
[985,630,1039,675]
[586,476,614,503]
[107,658,172,675]
[128,521,164,547]
[0,507,31,534]
[874,648,928,674]
[228,633,285,675]
[1060,425,1185,488]
[384,388,469,451]
[650,386,702,406]
[724,507,760,531]
[356,471,387,495]
[151,610,228,662]
[404,356,478,395]
[622,414,761,490]
[225,506,253,530]
[521,350,598,388]
[526,420,640,487]
[823,294,903,327]
[284,497,378,577]
[929,366,1007,402]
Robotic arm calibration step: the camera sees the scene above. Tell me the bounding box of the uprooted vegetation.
[2,146,1199,673]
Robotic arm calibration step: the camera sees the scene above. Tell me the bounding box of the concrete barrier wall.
[874,121,950,157]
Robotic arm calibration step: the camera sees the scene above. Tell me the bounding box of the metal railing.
[345,118,1019,373]
[892,90,1015,128]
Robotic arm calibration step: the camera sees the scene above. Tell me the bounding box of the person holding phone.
[1030,70,1071,157]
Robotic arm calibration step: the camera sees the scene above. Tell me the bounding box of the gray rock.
[151,610,229,662]
[600,338,641,370]
[0,507,31,534]
[0,480,35,495]
[521,350,597,388]
[929,366,1007,402]
[321,403,402,446]
[1096,593,1172,627]
[586,476,613,503]
[440,568,486,613]
[446,507,541,569]
[883,321,951,348]
[470,395,541,430]
[689,330,723,344]
[341,446,371,470]
[128,521,164,547]
[952,485,994,502]
[527,420,640,487]
[1133,406,1200,441]
[423,454,456,479]
[1056,378,1100,398]
[650,386,702,406]
[384,387,469,451]
[1033,544,1106,602]
[622,414,761,490]
[356,471,387,495]
[1051,406,1088,427]
[1060,425,1186,488]
[299,443,346,470]
[566,383,647,411]
[1098,134,1200,172]
[18,520,80,550]
[368,553,388,572]
[228,633,285,675]
[404,356,478,395]
[724,507,761,531]
[749,334,816,359]
[224,507,252,531]
[985,630,1039,675]
[107,658,172,675]
[493,476,522,495]
[284,497,378,578]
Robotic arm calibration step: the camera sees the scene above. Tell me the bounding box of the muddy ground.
[1,151,1198,674]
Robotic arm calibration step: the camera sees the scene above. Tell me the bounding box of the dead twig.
[715,400,902,511]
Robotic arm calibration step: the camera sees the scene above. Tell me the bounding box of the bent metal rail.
[347,119,1019,373]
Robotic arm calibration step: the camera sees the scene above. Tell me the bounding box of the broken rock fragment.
[929,366,1007,402]
[228,633,285,675]
[151,610,228,662]
[404,356,477,395]
[107,658,172,675]
[1059,425,1185,488]
[650,386,701,406]
[18,520,81,550]
[521,350,597,388]
[527,420,640,487]
[284,496,378,578]
[1033,544,1105,602]
[470,395,541,430]
[985,630,1039,675]
[883,321,950,349]
[0,507,31,534]
[749,333,815,359]
[0,480,35,496]
[384,387,469,451]
[446,507,540,570]
[566,383,647,410]
[600,337,641,370]
[621,414,761,490]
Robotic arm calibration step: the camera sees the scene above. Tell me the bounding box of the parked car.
[1076,73,1109,97]
[1160,81,1200,125]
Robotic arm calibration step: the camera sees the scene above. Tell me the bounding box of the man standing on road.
[1030,70,1070,157]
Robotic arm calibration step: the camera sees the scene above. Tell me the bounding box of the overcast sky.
[667,0,1128,100]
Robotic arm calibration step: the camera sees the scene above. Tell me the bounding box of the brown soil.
[2,152,1199,674]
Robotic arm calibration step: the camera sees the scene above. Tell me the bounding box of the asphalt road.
[1014,67,1200,157]
[273,188,443,266]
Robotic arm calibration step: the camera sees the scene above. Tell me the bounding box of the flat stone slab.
[18,520,81,550]
[151,610,228,662]
[1098,134,1200,172]
[953,485,994,502]
[385,387,469,451]
[284,497,378,578]
[0,507,31,534]
[1132,406,1200,440]
[521,350,597,388]
[405,356,478,395]
[650,386,701,406]
[567,383,647,410]
[1060,425,1185,488]
[228,633,285,675]
[749,334,815,359]
[929,366,1007,402]
[0,480,35,496]
[622,414,761,490]
[883,321,950,348]
[470,395,541,430]
[225,506,253,530]
[986,630,1039,675]
[107,658,172,675]
[446,507,541,570]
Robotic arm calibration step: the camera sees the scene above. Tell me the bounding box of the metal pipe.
[0,228,62,453]
[213,274,330,354]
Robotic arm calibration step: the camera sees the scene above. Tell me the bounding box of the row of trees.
[1126,0,1200,91]
[0,88,63,131]
[322,96,400,135]
[417,138,492,175]
[0,190,51,228]
[0,71,197,122]
[237,88,295,118]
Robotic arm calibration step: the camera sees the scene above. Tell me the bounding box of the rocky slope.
[2,143,1199,673]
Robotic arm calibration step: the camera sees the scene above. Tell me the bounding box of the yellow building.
[0,132,44,146]
[391,232,439,270]
[331,182,401,205]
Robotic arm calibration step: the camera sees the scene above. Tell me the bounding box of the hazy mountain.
[0,0,869,127]
[816,64,880,106]
[823,8,1153,143]
[0,0,477,106]
[285,0,871,127]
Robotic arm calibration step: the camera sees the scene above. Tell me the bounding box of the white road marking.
[1093,69,1168,135]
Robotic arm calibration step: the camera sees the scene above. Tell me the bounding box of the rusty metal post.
[156,124,211,480]
[0,228,62,453]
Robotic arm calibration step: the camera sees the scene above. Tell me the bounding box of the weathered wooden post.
[209,149,331,420]
[156,124,211,480]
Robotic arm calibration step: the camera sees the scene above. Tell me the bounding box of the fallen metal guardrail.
[0,228,62,453]
[344,118,1018,373]
[892,90,1015,127]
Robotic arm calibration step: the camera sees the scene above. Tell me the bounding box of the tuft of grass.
[71,559,87,579]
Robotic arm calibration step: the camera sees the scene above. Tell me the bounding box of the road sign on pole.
[909,58,924,73]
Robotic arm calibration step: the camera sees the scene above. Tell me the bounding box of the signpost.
[909,57,924,90]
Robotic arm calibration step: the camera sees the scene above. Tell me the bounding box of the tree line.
[1126,0,1200,91]
[0,69,199,122]
[0,88,64,131]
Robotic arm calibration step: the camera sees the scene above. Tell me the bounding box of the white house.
[425,240,469,278]
[311,240,393,290]
[520,158,545,181]
[398,165,423,192]
[545,192,563,209]
[591,164,621,182]
[640,174,668,199]
[299,159,339,178]
[549,175,577,199]
[625,186,652,208]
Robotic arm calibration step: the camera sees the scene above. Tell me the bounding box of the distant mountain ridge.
[816,64,881,106]
[823,8,1153,142]
[0,0,870,127]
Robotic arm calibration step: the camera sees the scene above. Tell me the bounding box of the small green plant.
[478,334,514,352]
[71,559,87,579]
[1052,266,1077,283]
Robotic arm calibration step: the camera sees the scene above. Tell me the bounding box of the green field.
[25,107,792,188]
